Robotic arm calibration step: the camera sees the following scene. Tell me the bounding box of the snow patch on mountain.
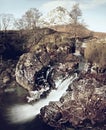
[42,6,71,26]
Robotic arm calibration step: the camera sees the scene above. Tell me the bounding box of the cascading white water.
[5,74,77,124]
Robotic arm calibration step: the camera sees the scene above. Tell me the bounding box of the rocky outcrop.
[15,50,79,90]
[0,59,22,97]
[30,32,76,53]
[14,27,81,103]
[40,73,106,128]
[15,31,80,91]
[15,47,79,103]
[0,28,106,129]
[15,52,51,91]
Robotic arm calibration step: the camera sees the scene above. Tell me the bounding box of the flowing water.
[0,74,77,130]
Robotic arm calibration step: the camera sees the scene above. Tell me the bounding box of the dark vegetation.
[0,31,25,59]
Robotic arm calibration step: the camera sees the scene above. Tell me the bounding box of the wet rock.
[2,75,10,84]
[15,49,79,90]
[15,36,80,102]
[15,51,57,92]
[16,53,43,91]
[40,73,106,128]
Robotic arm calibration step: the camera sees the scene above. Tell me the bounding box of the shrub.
[84,39,106,67]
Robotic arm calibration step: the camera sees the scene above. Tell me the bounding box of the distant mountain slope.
[49,24,106,39]
[50,24,91,37]
[43,6,71,26]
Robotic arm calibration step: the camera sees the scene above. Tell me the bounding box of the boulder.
[15,52,51,91]
[40,73,106,128]
[15,45,79,92]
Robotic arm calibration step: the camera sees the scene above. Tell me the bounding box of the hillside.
[50,24,106,38]
[0,25,106,60]
[93,31,106,38]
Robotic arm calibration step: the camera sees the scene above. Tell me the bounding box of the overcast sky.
[0,0,106,32]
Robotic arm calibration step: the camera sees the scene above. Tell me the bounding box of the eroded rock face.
[15,52,51,91]
[40,73,106,128]
[15,44,79,90]
[15,48,79,103]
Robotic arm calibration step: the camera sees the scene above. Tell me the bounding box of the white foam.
[5,74,77,124]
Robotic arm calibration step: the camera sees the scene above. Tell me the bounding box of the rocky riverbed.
[0,29,106,130]
[0,55,105,130]
[40,72,106,129]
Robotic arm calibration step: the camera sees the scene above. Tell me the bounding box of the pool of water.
[0,86,54,130]
[0,76,76,130]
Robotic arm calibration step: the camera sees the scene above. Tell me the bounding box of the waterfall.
[5,74,77,124]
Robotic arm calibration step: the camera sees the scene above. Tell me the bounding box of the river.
[0,73,77,130]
